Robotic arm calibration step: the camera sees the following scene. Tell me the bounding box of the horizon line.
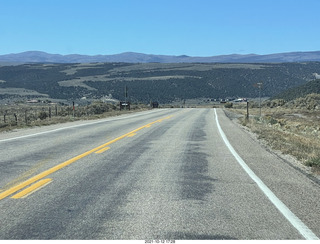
[1,50,320,57]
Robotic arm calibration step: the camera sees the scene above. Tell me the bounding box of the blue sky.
[0,0,319,56]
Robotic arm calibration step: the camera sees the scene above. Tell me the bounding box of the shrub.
[38,111,48,120]
[265,99,286,108]
[305,157,320,168]
[224,102,233,108]
[88,101,110,114]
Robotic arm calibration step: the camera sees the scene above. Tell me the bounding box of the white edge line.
[0,109,168,143]
[214,108,319,240]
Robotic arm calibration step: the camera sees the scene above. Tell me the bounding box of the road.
[0,108,319,240]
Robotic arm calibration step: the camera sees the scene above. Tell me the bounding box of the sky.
[0,0,319,56]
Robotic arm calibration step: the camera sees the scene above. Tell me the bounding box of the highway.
[0,108,319,240]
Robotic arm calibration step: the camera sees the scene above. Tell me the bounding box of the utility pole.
[257,82,263,118]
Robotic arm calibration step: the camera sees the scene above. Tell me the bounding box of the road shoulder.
[223,109,320,184]
[216,108,320,239]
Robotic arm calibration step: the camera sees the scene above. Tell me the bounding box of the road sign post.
[246,101,249,121]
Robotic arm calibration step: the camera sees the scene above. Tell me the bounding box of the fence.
[0,102,120,129]
[0,102,146,130]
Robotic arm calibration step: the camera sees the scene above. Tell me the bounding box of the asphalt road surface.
[0,108,319,240]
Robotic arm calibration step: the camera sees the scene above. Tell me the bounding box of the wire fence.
[0,102,125,129]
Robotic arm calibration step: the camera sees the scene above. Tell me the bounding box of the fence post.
[13,113,17,125]
[25,110,28,124]
[4,110,7,123]
[73,101,75,118]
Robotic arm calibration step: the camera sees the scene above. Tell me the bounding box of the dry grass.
[229,104,320,173]
[0,102,149,133]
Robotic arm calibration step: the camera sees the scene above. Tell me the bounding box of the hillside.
[1,51,320,64]
[273,79,320,101]
[1,62,320,104]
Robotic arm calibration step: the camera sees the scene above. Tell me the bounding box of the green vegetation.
[38,111,48,120]
[273,79,320,101]
[306,157,320,169]
[266,93,320,110]
[1,62,320,104]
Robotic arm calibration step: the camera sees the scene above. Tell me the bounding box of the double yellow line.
[0,115,172,200]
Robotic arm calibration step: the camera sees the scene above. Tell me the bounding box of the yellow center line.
[11,179,52,199]
[127,133,136,137]
[0,114,173,200]
[95,147,111,154]
[0,158,50,193]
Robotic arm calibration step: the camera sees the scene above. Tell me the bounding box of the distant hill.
[273,79,320,101]
[1,51,320,64]
[1,62,320,104]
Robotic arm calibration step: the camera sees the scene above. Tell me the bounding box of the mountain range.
[1,51,320,64]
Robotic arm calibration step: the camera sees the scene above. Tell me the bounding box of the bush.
[224,102,233,108]
[305,157,320,168]
[38,111,48,120]
[265,99,286,108]
[88,101,110,114]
